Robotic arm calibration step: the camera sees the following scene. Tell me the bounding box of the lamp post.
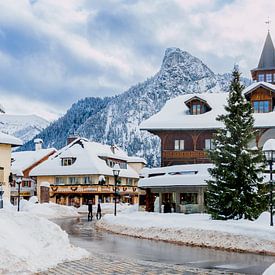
[112,164,121,216]
[0,184,4,209]
[16,177,22,212]
[263,139,275,226]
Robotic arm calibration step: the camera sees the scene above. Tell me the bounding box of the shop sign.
[20,191,31,196]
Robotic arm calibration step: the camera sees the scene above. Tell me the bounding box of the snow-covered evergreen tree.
[206,67,267,220]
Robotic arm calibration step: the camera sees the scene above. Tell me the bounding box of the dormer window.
[185,96,211,115]
[192,104,202,115]
[106,159,127,169]
[61,157,76,166]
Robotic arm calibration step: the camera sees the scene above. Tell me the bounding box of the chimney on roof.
[110,144,116,154]
[67,135,79,145]
[34,138,43,151]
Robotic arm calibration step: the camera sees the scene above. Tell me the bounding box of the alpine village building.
[0,132,22,200]
[139,31,275,213]
[30,137,146,206]
[10,139,56,205]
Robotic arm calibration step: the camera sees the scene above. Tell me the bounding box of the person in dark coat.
[96,202,102,220]
[88,200,93,221]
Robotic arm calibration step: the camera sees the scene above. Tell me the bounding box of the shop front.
[139,186,206,214]
[49,184,140,206]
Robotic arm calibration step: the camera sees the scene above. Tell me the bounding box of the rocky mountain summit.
[20,48,251,166]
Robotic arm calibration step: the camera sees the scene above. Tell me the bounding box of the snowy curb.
[96,218,275,256]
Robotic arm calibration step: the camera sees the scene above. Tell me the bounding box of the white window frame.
[258,74,265,82]
[55,177,66,185]
[205,139,214,150]
[174,139,184,150]
[266,73,272,83]
[83,176,92,184]
[69,177,79,185]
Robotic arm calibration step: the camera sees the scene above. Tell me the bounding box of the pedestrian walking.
[96,202,102,220]
[88,200,93,221]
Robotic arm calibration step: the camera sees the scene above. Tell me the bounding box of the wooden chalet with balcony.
[140,32,275,167]
[138,32,275,214]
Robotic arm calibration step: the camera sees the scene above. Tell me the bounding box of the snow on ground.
[0,209,89,274]
[0,198,88,273]
[97,211,275,255]
[19,199,80,219]
[77,203,137,214]
[263,262,275,275]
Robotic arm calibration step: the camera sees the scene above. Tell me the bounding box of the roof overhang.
[243,82,275,97]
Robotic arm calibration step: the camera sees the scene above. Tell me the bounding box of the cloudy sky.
[0,0,274,120]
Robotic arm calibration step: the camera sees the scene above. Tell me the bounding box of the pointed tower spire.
[258,32,275,69]
[251,32,275,83]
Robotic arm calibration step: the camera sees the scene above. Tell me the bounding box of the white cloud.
[0,0,274,120]
[0,93,61,121]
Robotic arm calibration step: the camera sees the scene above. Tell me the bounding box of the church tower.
[251,31,275,83]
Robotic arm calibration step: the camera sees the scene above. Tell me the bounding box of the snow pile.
[0,209,89,274]
[19,199,80,219]
[77,203,136,214]
[263,263,275,275]
[97,212,275,255]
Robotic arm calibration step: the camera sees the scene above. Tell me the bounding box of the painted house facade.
[10,139,56,205]
[138,32,275,213]
[30,138,146,207]
[0,132,22,199]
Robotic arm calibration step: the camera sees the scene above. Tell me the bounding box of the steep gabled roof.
[12,148,56,175]
[257,32,275,69]
[30,138,144,178]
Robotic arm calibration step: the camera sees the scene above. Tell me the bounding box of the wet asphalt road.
[55,217,275,275]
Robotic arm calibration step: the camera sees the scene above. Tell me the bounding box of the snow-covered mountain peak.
[0,113,49,143]
[161,47,214,80]
[20,48,251,165]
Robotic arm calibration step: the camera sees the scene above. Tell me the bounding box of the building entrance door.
[162,193,173,213]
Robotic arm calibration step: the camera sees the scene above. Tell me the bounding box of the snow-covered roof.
[263,139,275,152]
[140,84,275,131]
[0,132,22,147]
[127,156,147,164]
[140,93,226,130]
[139,164,212,188]
[12,148,56,175]
[30,138,144,178]
[242,81,275,95]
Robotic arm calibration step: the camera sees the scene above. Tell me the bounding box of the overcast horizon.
[0,0,274,121]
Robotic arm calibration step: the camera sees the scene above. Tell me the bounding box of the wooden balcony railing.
[162,150,207,159]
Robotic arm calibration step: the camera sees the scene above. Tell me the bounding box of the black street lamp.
[112,164,121,216]
[16,177,22,212]
[263,139,275,226]
[0,184,4,209]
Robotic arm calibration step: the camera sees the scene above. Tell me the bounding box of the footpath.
[39,252,241,275]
